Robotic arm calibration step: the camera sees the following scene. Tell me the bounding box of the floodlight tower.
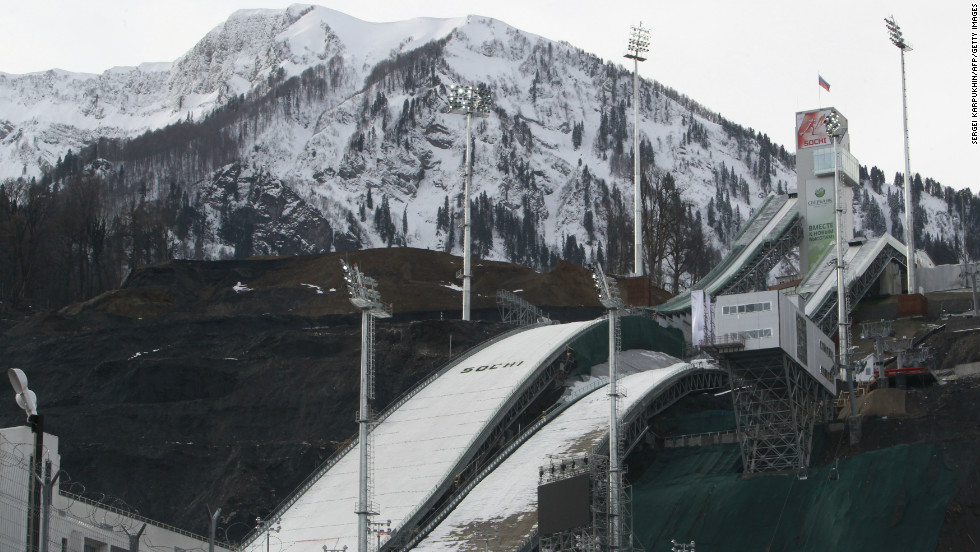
[447,84,492,320]
[340,260,393,552]
[825,112,859,442]
[885,15,916,295]
[624,23,650,276]
[591,263,625,551]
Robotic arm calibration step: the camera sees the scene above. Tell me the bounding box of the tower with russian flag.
[794,107,860,276]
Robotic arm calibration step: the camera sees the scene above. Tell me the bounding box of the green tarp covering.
[631,440,957,552]
[567,315,685,376]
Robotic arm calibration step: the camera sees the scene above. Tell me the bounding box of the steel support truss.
[511,368,726,552]
[808,241,906,336]
[594,369,727,459]
[724,218,804,295]
[724,349,830,473]
[498,289,548,326]
[539,455,622,552]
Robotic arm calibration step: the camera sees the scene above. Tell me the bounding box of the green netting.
[654,410,737,436]
[630,441,958,552]
[567,315,685,377]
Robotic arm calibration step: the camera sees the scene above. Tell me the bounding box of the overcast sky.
[2,0,977,194]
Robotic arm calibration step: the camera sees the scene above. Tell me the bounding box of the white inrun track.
[413,355,695,552]
[241,319,602,552]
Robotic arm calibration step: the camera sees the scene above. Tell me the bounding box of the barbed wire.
[0,432,219,551]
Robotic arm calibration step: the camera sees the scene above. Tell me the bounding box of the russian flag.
[818,75,831,92]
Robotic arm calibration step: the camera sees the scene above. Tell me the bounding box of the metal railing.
[59,490,231,549]
[662,430,738,448]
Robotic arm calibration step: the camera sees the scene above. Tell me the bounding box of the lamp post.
[255,517,281,552]
[885,15,916,295]
[208,508,222,552]
[824,112,859,443]
[624,23,650,277]
[341,260,392,552]
[8,368,42,552]
[591,264,624,551]
[447,84,492,321]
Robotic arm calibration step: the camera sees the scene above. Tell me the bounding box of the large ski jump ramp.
[241,319,602,552]
[658,193,800,314]
[411,354,724,552]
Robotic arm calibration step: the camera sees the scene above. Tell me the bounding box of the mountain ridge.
[1,4,976,310]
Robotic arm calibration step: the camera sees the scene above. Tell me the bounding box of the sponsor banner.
[796,108,833,150]
[805,180,836,268]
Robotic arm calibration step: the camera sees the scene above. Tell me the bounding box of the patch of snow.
[300,283,324,294]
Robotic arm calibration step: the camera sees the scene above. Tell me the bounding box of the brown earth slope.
[0,249,605,541]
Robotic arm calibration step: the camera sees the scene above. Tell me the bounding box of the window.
[739,328,772,339]
[819,341,834,358]
[723,301,772,315]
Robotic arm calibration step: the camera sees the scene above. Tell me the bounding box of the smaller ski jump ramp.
[411,353,726,552]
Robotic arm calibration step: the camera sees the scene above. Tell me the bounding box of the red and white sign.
[796,109,832,150]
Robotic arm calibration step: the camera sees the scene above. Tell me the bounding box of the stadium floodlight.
[624,22,651,276]
[340,260,391,552]
[447,84,492,321]
[825,113,859,442]
[9,368,44,552]
[884,15,916,296]
[591,263,624,550]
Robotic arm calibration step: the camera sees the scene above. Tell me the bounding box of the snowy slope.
[5,4,959,279]
[240,319,601,552]
[415,354,691,552]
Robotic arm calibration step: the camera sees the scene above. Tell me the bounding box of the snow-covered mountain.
[1,4,975,289]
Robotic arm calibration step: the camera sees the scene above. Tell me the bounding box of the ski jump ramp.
[798,233,908,335]
[658,193,801,315]
[409,354,725,552]
[241,320,604,552]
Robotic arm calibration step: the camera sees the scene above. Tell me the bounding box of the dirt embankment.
[0,249,608,539]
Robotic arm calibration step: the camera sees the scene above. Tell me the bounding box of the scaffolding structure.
[538,455,641,552]
[718,349,829,473]
[496,290,548,326]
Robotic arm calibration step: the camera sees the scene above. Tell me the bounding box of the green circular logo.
[815,188,826,198]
